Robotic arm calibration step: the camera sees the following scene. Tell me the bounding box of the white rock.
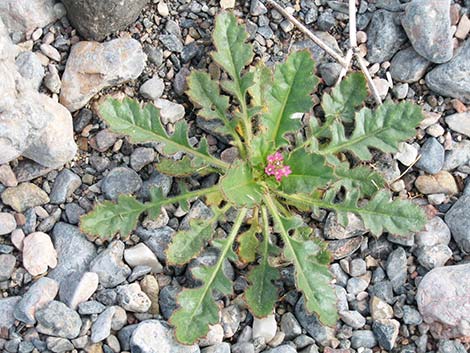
[395,142,419,166]
[372,77,390,99]
[253,314,277,343]
[124,243,163,273]
[220,0,236,9]
[0,0,58,34]
[0,212,16,235]
[117,283,151,313]
[140,77,164,100]
[60,38,146,112]
[22,232,58,276]
[11,229,25,250]
[39,43,61,62]
[59,272,99,309]
[154,98,185,124]
[157,2,170,17]
[445,112,470,138]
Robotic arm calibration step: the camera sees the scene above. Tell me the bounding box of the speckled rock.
[401,0,453,63]
[60,38,146,112]
[417,264,470,338]
[445,195,470,253]
[36,300,82,339]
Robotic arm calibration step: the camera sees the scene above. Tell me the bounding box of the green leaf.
[245,206,279,317]
[167,206,228,265]
[187,71,235,137]
[280,149,334,194]
[322,72,368,122]
[238,224,260,263]
[212,12,254,100]
[249,62,272,108]
[156,156,215,177]
[220,161,263,207]
[170,208,248,344]
[98,97,228,170]
[319,102,423,160]
[260,50,319,148]
[264,194,337,326]
[80,195,146,240]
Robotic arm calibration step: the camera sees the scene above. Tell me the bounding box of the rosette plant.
[81,12,426,344]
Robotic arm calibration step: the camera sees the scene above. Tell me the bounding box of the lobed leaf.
[280,149,333,194]
[98,97,228,170]
[260,50,319,148]
[220,161,263,207]
[249,62,273,108]
[170,209,247,344]
[238,225,260,263]
[156,156,215,177]
[319,102,423,160]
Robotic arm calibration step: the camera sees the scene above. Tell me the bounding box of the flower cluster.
[265,151,292,182]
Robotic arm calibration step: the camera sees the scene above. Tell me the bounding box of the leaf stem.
[145,185,221,211]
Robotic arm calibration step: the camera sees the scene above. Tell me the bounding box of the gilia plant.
[81,13,426,344]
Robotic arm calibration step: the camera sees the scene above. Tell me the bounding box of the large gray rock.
[445,195,470,253]
[48,223,97,285]
[36,300,82,339]
[425,39,470,103]
[417,264,470,338]
[0,0,59,34]
[401,0,453,63]
[0,296,21,329]
[390,47,431,83]
[89,240,131,288]
[130,320,200,353]
[60,38,146,112]
[61,0,148,41]
[366,10,407,63]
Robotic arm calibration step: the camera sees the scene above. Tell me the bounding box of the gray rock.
[117,283,151,312]
[78,300,105,315]
[140,77,164,100]
[48,223,96,285]
[330,263,349,287]
[64,203,85,225]
[102,167,142,200]
[201,343,231,353]
[327,236,363,260]
[402,305,422,325]
[349,258,367,277]
[318,62,342,86]
[0,0,59,34]
[401,0,453,63]
[292,32,341,64]
[154,99,185,124]
[49,169,81,204]
[61,0,148,41]
[220,305,241,338]
[130,147,156,171]
[139,171,173,201]
[416,244,452,269]
[60,38,146,112]
[339,310,366,329]
[89,240,131,288]
[0,254,15,281]
[14,277,59,324]
[351,330,377,349]
[130,320,200,353]
[446,112,470,138]
[445,195,470,253]
[159,284,179,320]
[136,226,174,263]
[0,296,20,329]
[369,281,394,304]
[415,217,451,247]
[280,312,302,340]
[386,247,407,291]
[415,137,445,174]
[117,324,138,351]
[438,340,467,353]
[250,0,267,16]
[425,39,470,103]
[15,51,44,89]
[265,346,297,353]
[443,140,470,171]
[46,337,74,352]
[159,34,183,53]
[59,271,99,310]
[366,10,407,63]
[124,243,163,273]
[372,319,400,350]
[335,285,348,313]
[294,297,335,346]
[346,277,369,295]
[417,263,470,338]
[317,10,336,31]
[91,306,115,343]
[180,200,214,230]
[36,300,81,339]
[324,212,367,239]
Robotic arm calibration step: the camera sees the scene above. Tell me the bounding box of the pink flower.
[265,151,291,182]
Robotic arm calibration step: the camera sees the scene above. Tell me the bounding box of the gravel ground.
[1,1,470,353]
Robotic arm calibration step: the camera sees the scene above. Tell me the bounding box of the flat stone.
[101,167,142,201]
[140,77,165,100]
[130,320,200,353]
[437,340,468,353]
[14,277,59,324]
[89,240,131,288]
[444,195,470,253]
[49,169,81,204]
[327,236,363,260]
[415,217,451,247]
[390,47,431,83]
[44,64,61,94]
[1,182,49,212]
[48,223,96,285]
[415,137,445,174]
[124,243,163,273]
[401,0,453,63]
[417,264,470,338]
[59,272,99,309]
[22,231,57,276]
[0,212,16,235]
[60,38,146,112]
[91,306,115,343]
[366,10,407,63]
[415,171,458,195]
[425,39,470,103]
[445,112,470,137]
[61,0,148,41]
[36,300,82,339]
[0,297,21,329]
[117,283,151,313]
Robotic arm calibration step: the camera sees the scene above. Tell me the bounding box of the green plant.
[80,12,426,344]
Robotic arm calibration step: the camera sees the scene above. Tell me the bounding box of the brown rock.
[415,171,458,195]
[1,182,49,212]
